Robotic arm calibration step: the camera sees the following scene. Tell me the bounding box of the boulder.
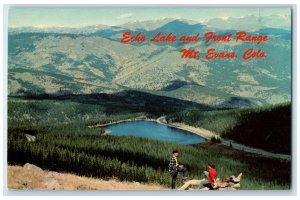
[23,163,42,172]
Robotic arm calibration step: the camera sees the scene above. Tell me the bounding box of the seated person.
[201,163,217,189]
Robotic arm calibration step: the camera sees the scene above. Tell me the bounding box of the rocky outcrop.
[23,163,42,172]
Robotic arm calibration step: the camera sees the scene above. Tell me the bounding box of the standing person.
[201,163,217,190]
[169,149,188,189]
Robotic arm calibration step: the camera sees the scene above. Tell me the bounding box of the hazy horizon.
[9,7,291,28]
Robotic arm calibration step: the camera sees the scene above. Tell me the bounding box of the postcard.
[6,6,292,191]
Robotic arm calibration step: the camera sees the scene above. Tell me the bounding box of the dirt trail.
[219,140,291,160]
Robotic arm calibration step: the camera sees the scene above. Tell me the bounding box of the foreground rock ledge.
[7,163,161,190]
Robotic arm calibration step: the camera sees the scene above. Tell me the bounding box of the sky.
[8,7,291,27]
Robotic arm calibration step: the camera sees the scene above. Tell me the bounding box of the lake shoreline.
[88,117,157,128]
[88,116,291,160]
[88,116,216,140]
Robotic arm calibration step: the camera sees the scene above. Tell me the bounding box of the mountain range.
[8,16,291,107]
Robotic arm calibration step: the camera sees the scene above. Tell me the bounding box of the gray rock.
[23,163,42,172]
[25,134,36,142]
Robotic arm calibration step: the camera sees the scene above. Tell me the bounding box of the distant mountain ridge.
[9,14,291,34]
[8,17,291,107]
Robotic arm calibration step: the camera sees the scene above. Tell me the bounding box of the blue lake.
[106,121,206,144]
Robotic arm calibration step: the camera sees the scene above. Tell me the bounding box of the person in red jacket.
[202,163,217,189]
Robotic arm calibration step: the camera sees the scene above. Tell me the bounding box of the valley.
[8,18,291,106]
